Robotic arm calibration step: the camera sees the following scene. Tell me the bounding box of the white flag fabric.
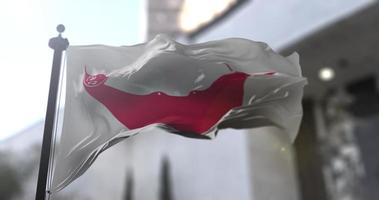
[51,35,306,193]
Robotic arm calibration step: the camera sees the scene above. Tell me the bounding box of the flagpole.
[35,24,69,200]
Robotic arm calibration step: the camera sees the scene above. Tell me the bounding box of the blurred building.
[147,0,184,40]
[283,3,379,200]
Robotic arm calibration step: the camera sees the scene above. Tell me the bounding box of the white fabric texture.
[51,35,306,193]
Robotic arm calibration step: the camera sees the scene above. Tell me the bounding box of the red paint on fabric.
[83,70,249,135]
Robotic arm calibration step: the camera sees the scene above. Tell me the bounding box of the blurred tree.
[123,170,134,200]
[160,157,173,200]
[0,152,22,200]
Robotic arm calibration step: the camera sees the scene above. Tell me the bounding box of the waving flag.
[51,35,306,192]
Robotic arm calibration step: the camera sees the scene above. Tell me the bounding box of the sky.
[0,0,145,140]
[0,0,375,141]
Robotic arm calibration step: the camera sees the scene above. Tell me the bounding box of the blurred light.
[319,67,335,81]
[179,0,237,33]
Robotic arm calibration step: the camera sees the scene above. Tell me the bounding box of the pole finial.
[49,24,69,51]
[56,24,65,33]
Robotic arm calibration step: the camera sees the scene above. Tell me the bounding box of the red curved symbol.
[83,69,249,135]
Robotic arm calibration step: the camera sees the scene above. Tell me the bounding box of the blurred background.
[0,0,378,199]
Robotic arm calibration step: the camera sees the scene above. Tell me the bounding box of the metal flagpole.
[35,24,69,200]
